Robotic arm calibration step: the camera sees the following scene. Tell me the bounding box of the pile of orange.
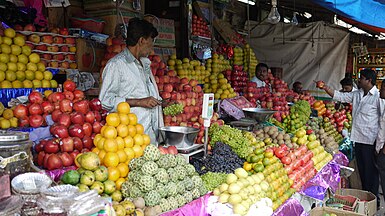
[92,102,151,189]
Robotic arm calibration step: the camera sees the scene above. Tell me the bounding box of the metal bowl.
[159,126,199,148]
[242,108,277,122]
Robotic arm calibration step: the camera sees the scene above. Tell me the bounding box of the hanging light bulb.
[291,12,298,25]
[267,0,280,24]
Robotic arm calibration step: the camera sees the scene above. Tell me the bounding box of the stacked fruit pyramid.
[92,102,151,189]
[0,28,57,88]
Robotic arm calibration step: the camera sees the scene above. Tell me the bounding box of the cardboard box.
[335,189,377,216]
[153,46,176,62]
[149,18,175,48]
[76,38,106,73]
[310,207,364,216]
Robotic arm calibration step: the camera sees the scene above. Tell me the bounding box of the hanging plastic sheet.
[272,198,309,216]
[0,88,58,107]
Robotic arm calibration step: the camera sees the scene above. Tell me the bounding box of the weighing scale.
[159,93,215,164]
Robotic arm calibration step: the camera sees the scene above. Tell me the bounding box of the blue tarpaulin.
[313,0,385,31]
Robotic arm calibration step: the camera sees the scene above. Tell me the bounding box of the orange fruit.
[243,162,252,171]
[117,102,130,114]
[106,113,120,127]
[117,163,129,177]
[104,152,120,167]
[119,114,130,125]
[132,145,143,158]
[116,136,125,150]
[93,134,103,146]
[135,124,144,135]
[117,150,128,163]
[101,125,107,135]
[98,149,106,161]
[104,138,118,152]
[124,136,134,148]
[96,137,106,150]
[127,125,137,137]
[142,134,151,146]
[133,134,144,146]
[116,124,129,137]
[124,148,135,160]
[92,148,100,154]
[116,178,126,190]
[103,126,117,139]
[128,113,138,125]
[108,167,120,181]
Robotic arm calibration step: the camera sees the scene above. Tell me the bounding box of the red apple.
[59,99,73,113]
[70,112,85,125]
[13,104,29,118]
[69,124,85,138]
[60,137,74,152]
[58,152,73,167]
[73,137,83,151]
[82,136,93,149]
[29,103,43,115]
[46,154,63,170]
[58,113,71,128]
[89,98,102,111]
[82,122,93,137]
[73,100,89,115]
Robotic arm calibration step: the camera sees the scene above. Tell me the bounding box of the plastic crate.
[326,194,358,212]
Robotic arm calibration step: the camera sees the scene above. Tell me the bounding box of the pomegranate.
[58,152,73,167]
[63,80,76,92]
[28,91,43,104]
[73,100,89,115]
[29,114,44,128]
[70,112,85,125]
[48,92,65,103]
[44,139,60,153]
[58,113,71,128]
[52,125,69,138]
[51,110,62,122]
[73,90,85,100]
[82,122,92,137]
[13,104,28,118]
[92,121,103,133]
[82,136,93,149]
[59,99,73,113]
[41,101,54,114]
[63,91,74,100]
[46,154,63,170]
[84,111,95,123]
[89,98,102,111]
[73,137,83,151]
[69,124,85,138]
[29,103,43,115]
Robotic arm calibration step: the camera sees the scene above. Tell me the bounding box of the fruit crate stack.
[18,28,77,71]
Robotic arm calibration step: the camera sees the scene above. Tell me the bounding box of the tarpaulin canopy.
[313,0,385,32]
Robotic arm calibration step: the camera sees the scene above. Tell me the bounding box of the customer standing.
[317,69,384,206]
[99,18,163,144]
[376,79,385,204]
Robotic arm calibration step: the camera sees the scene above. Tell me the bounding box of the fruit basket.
[242,108,277,123]
[159,126,199,148]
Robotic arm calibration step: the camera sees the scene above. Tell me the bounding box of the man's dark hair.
[340,77,353,86]
[293,81,302,88]
[256,63,268,72]
[382,79,385,85]
[360,69,377,86]
[126,18,158,46]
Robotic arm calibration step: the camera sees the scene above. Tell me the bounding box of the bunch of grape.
[163,103,184,116]
[209,123,251,158]
[193,142,245,175]
[201,172,228,191]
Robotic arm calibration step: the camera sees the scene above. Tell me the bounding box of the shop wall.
[248,21,349,92]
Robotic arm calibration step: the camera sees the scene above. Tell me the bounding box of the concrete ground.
[376,187,385,215]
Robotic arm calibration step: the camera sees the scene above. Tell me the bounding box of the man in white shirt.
[319,69,383,206]
[251,63,269,88]
[99,18,163,144]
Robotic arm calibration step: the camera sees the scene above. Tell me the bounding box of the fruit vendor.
[99,18,164,144]
[251,63,271,92]
[317,69,384,207]
[292,81,303,94]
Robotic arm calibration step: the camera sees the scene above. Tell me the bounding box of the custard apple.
[154,168,169,184]
[184,164,197,176]
[159,198,171,212]
[143,144,161,161]
[165,154,177,167]
[129,185,143,198]
[191,175,203,188]
[138,175,156,192]
[176,181,185,195]
[141,161,158,176]
[175,194,186,207]
[167,196,178,210]
[175,154,186,165]
[120,181,133,198]
[155,183,168,198]
[167,167,179,182]
[144,190,161,206]
[174,165,187,180]
[182,178,194,190]
[183,191,193,203]
[199,185,208,196]
[129,157,146,170]
[165,182,178,197]
[156,154,170,169]
[191,188,200,199]
[127,170,142,182]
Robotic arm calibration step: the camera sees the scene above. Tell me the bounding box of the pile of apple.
[100,37,126,75]
[223,65,248,94]
[192,15,211,38]
[232,47,243,66]
[150,54,224,144]
[322,102,351,133]
[21,28,77,70]
[31,80,107,170]
[0,27,57,89]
